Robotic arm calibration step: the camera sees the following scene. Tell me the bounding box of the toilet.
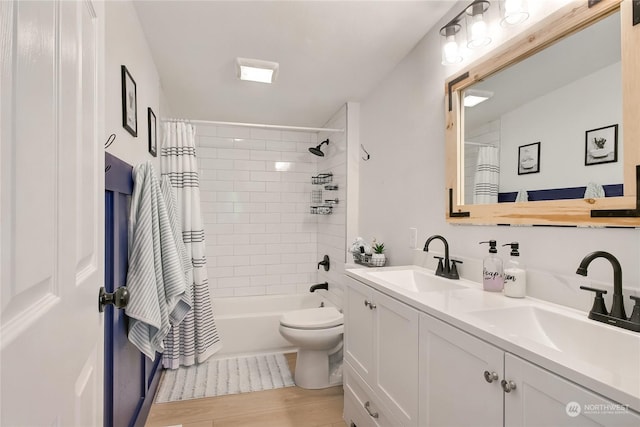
[279,306,344,389]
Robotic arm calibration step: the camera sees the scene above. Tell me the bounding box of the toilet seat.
[280,307,343,330]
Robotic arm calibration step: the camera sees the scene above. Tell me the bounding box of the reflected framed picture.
[518,142,540,175]
[148,108,157,157]
[121,65,137,137]
[585,124,617,166]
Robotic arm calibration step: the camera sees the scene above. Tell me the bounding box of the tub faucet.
[577,251,640,332]
[310,282,328,292]
[423,235,462,280]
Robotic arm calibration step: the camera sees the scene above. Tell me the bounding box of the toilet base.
[294,349,342,389]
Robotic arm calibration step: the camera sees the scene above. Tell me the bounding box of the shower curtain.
[473,146,500,204]
[161,121,222,369]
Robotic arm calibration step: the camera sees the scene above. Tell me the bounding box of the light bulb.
[468,13,491,48]
[501,0,529,26]
[443,35,462,64]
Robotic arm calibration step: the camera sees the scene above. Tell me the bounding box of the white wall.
[359,0,639,315]
[195,125,319,298]
[105,0,165,170]
[499,62,622,193]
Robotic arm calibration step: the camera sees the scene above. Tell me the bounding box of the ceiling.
[133,0,453,127]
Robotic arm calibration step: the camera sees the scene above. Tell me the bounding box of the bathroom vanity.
[343,266,640,427]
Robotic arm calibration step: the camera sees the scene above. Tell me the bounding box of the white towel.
[126,162,192,360]
[584,182,605,199]
[515,189,529,202]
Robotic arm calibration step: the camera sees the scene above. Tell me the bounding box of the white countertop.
[345,265,640,413]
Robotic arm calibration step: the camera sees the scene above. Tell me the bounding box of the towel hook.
[360,144,370,161]
[104,133,116,149]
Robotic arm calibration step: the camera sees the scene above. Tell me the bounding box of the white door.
[1,1,104,425]
[419,313,504,427]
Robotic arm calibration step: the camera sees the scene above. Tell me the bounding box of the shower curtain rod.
[465,141,496,147]
[162,118,344,133]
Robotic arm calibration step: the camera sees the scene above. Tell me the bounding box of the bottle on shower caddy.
[502,242,526,298]
[479,240,504,292]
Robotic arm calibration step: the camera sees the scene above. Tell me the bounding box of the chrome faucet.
[577,251,640,332]
[423,235,462,280]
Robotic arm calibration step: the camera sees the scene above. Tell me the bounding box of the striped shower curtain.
[473,146,500,204]
[161,121,222,369]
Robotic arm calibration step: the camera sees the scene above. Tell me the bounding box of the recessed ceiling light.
[236,57,279,84]
[464,89,493,107]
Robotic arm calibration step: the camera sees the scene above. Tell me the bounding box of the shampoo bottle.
[502,242,526,298]
[479,240,503,292]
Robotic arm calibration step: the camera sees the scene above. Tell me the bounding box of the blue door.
[104,153,162,427]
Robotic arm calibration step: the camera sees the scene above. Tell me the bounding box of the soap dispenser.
[479,240,503,292]
[502,242,526,298]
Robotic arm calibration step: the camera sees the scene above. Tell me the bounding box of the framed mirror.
[445,0,640,226]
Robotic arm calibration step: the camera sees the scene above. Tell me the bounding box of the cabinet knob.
[483,370,499,383]
[369,303,377,310]
[501,379,517,393]
[364,401,379,419]
[364,300,371,308]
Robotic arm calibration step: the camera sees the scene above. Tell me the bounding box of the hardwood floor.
[145,353,347,427]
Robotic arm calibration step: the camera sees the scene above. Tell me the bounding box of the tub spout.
[310,282,329,292]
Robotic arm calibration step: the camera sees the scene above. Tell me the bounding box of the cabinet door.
[505,354,640,427]
[419,314,503,427]
[345,279,374,383]
[373,290,420,426]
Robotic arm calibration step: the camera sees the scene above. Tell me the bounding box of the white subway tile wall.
[197,124,320,297]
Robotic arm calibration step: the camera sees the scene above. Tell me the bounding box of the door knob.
[501,379,517,393]
[483,371,499,383]
[98,286,129,312]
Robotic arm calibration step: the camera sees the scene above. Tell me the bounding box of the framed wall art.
[585,124,618,166]
[121,65,137,137]
[518,142,540,175]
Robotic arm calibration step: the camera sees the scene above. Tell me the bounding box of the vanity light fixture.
[463,89,493,107]
[500,0,529,26]
[441,0,529,66]
[236,57,279,84]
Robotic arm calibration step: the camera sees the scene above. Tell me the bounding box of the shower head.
[309,139,330,157]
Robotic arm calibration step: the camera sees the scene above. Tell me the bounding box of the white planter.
[371,253,386,267]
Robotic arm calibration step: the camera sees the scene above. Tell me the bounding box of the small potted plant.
[371,240,386,267]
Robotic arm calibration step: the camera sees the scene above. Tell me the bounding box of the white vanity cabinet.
[419,313,640,427]
[344,276,420,426]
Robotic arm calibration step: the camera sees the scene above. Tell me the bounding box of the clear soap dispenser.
[479,240,503,292]
[502,242,526,298]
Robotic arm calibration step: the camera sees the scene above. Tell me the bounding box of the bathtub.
[212,293,332,356]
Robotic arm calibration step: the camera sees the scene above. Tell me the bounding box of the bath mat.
[154,353,295,403]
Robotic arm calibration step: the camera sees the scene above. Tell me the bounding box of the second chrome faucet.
[423,235,462,280]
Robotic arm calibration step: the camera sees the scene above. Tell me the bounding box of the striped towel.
[125,162,192,360]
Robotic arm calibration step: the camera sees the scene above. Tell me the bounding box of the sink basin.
[469,306,640,371]
[366,269,465,293]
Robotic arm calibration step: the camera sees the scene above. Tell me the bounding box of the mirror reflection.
[463,11,621,205]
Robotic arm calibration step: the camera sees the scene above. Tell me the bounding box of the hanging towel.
[473,146,500,204]
[125,162,192,360]
[584,182,605,199]
[515,189,529,202]
[161,121,222,369]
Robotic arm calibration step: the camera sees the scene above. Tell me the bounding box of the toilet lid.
[280,307,344,329]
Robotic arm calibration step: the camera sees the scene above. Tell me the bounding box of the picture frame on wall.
[121,65,137,137]
[518,142,540,175]
[148,108,157,157]
[585,124,618,166]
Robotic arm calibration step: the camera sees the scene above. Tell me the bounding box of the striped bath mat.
[154,353,295,403]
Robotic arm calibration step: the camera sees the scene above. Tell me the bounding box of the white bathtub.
[212,293,332,356]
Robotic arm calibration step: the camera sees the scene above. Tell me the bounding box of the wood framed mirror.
[445,0,640,226]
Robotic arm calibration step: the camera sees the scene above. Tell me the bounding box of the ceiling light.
[236,57,279,84]
[464,90,493,107]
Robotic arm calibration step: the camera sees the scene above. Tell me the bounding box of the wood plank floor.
[145,353,347,427]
